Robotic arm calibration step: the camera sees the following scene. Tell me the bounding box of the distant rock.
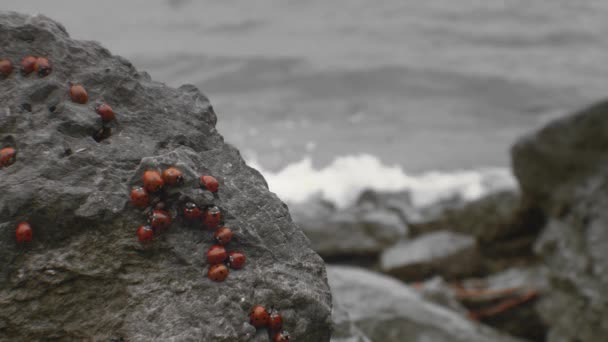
[512,100,608,342]
[0,12,331,341]
[381,231,480,281]
[328,266,523,342]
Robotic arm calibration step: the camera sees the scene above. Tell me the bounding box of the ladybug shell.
[269,311,283,332]
[183,202,202,220]
[0,147,16,168]
[214,227,232,245]
[20,56,37,75]
[95,103,115,122]
[0,59,13,77]
[34,57,51,77]
[136,225,154,242]
[206,245,227,264]
[208,264,229,282]
[202,206,221,229]
[142,170,164,193]
[15,222,33,243]
[273,331,291,342]
[149,209,172,231]
[130,187,149,209]
[69,84,88,104]
[227,251,246,270]
[162,167,183,186]
[249,305,270,328]
[199,175,219,193]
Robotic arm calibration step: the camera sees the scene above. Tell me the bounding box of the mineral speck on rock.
[0,11,331,341]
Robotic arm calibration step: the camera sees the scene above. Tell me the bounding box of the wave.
[247,154,517,208]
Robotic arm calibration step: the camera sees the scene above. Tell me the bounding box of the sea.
[4,0,608,208]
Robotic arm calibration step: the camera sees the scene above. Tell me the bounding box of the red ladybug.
[202,206,221,229]
[200,175,219,193]
[206,245,227,264]
[20,56,37,75]
[183,202,202,220]
[70,84,88,104]
[0,59,13,77]
[162,167,183,186]
[273,331,291,342]
[15,222,33,243]
[227,251,246,270]
[142,170,164,193]
[136,225,154,242]
[95,103,115,122]
[208,264,229,282]
[249,305,270,328]
[0,147,16,168]
[269,310,283,331]
[130,186,149,209]
[214,227,233,245]
[34,57,51,76]
[149,209,172,231]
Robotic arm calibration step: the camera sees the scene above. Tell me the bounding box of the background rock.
[0,12,331,341]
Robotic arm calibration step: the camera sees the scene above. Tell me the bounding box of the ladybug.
[136,225,154,243]
[130,186,149,209]
[273,331,291,342]
[214,227,233,245]
[149,209,172,231]
[206,245,227,264]
[0,59,13,77]
[34,57,51,76]
[208,263,229,282]
[227,251,246,270]
[202,206,221,229]
[199,175,219,193]
[95,103,115,122]
[20,56,37,75]
[183,202,202,221]
[69,84,88,104]
[268,310,283,331]
[249,305,270,328]
[142,170,164,193]
[15,222,33,243]
[162,167,183,186]
[0,147,16,168]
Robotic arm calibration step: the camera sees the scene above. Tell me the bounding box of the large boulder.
[328,266,522,342]
[0,12,331,341]
[512,100,608,342]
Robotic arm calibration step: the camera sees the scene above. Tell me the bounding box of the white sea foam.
[248,154,517,208]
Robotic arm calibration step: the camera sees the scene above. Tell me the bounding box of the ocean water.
[4,0,608,206]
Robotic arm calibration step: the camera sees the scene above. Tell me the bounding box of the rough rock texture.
[328,266,522,342]
[0,12,331,341]
[380,231,480,281]
[512,100,608,342]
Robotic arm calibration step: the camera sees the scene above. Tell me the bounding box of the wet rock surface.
[0,12,331,341]
[328,266,522,342]
[512,100,608,342]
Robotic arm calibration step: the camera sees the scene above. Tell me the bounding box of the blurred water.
[3,0,608,203]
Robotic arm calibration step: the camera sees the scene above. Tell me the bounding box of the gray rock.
[0,12,331,341]
[512,100,608,342]
[381,231,480,281]
[328,266,522,342]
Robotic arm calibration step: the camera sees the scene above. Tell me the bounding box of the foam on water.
[248,154,517,208]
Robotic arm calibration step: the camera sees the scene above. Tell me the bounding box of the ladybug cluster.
[249,305,291,341]
[130,168,247,282]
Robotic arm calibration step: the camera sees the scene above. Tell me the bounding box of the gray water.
[4,0,608,172]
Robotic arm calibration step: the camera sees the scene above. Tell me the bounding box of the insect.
[206,245,227,264]
[136,225,154,242]
[142,170,164,193]
[162,167,183,186]
[208,264,229,282]
[149,209,172,231]
[15,222,33,243]
[273,331,291,342]
[227,251,246,270]
[183,202,202,220]
[214,227,232,245]
[69,84,88,104]
[0,59,13,77]
[0,147,16,168]
[249,305,270,328]
[202,206,221,229]
[34,57,51,76]
[95,103,115,122]
[20,56,36,75]
[130,186,149,209]
[268,309,283,331]
[199,175,219,193]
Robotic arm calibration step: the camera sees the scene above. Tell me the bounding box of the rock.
[381,231,480,281]
[512,100,608,342]
[328,266,523,342]
[0,12,331,341]
[292,196,408,259]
